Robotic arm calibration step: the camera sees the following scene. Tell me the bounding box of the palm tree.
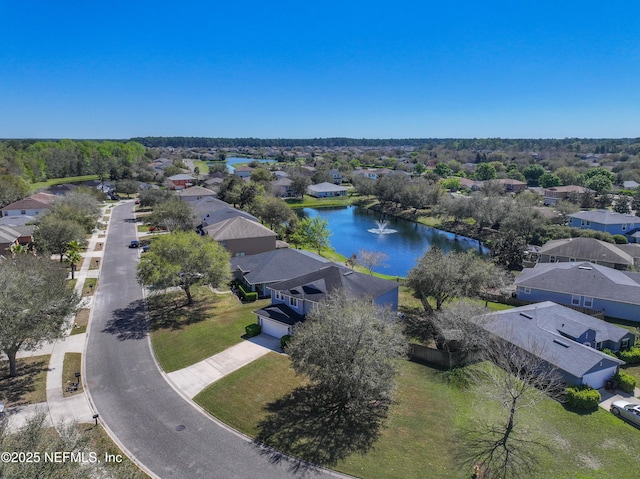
[63,240,83,279]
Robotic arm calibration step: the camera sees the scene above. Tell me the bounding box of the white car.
[610,399,640,427]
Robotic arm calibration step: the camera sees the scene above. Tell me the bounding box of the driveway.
[85,202,334,479]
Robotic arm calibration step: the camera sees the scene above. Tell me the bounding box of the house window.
[289,297,298,307]
[622,224,627,231]
[596,342,602,350]
[275,291,282,301]
[21,210,26,215]
[234,252,245,257]
[569,258,576,263]
[583,296,593,308]
[621,339,630,350]
[571,295,581,306]
[523,287,531,294]
[550,255,556,263]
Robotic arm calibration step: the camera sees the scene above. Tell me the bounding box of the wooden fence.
[408,343,475,369]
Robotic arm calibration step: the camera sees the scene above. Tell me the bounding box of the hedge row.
[237,282,258,302]
[618,347,640,364]
[614,370,637,393]
[565,385,601,411]
[245,323,261,338]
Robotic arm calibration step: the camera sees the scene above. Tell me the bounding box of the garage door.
[582,366,618,389]
[260,318,290,339]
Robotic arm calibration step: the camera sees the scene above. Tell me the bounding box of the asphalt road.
[85,202,333,479]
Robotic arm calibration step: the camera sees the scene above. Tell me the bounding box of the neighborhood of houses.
[2,168,640,395]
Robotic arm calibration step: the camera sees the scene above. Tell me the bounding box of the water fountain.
[368,219,397,234]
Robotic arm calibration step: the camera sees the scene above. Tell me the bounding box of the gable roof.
[232,248,331,285]
[478,302,624,379]
[192,197,258,226]
[167,174,196,181]
[568,209,638,225]
[270,265,398,302]
[0,226,20,243]
[1,193,56,212]
[515,261,640,305]
[307,182,347,193]
[538,237,634,267]
[204,216,276,241]
[176,185,216,197]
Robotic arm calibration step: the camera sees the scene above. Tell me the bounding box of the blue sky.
[2,1,639,139]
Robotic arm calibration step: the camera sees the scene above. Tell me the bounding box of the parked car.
[129,240,140,248]
[610,399,640,427]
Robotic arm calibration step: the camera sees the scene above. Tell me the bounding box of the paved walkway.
[168,335,282,398]
[598,386,640,411]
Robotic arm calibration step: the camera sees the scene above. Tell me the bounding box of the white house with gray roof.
[477,302,626,389]
[515,261,640,322]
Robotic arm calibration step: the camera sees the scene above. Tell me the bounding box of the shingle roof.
[515,262,640,305]
[569,209,638,225]
[478,302,624,379]
[538,237,633,267]
[307,182,347,193]
[231,248,331,285]
[176,185,216,197]
[204,216,276,241]
[253,303,305,326]
[1,194,55,212]
[167,174,196,181]
[270,265,398,302]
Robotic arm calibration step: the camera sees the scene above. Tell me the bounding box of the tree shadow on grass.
[254,384,390,472]
[146,293,210,331]
[0,358,49,406]
[102,299,149,341]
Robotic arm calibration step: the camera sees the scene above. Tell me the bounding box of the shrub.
[280,334,292,350]
[442,367,471,389]
[237,283,258,302]
[612,234,629,244]
[614,370,637,393]
[245,323,261,337]
[618,347,640,364]
[602,348,618,358]
[565,385,601,411]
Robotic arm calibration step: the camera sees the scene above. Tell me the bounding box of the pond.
[300,206,487,277]
[215,157,276,173]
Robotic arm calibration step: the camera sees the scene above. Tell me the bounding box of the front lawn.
[195,356,640,479]
[149,287,270,372]
[0,355,50,406]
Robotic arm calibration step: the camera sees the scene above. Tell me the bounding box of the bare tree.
[357,249,389,275]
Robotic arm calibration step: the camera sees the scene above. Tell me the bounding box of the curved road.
[85,202,332,479]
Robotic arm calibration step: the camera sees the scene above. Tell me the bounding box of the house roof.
[272,177,293,187]
[0,215,36,226]
[1,193,56,212]
[538,237,634,267]
[232,248,332,285]
[176,185,216,197]
[622,180,639,189]
[568,209,638,225]
[478,302,624,379]
[515,261,640,305]
[0,226,20,243]
[253,303,305,326]
[270,265,398,302]
[167,174,196,181]
[307,182,347,193]
[204,216,276,241]
[545,185,588,194]
[192,197,258,226]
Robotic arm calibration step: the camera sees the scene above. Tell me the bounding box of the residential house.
[232,248,332,297]
[166,174,196,190]
[328,169,343,184]
[622,180,639,190]
[176,185,217,204]
[307,182,348,198]
[203,216,277,257]
[476,301,626,389]
[535,237,634,270]
[271,177,294,198]
[233,166,255,179]
[254,265,399,338]
[543,185,589,205]
[568,210,639,242]
[514,261,640,322]
[192,197,258,229]
[1,193,56,217]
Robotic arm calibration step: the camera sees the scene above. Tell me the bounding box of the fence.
[408,343,474,369]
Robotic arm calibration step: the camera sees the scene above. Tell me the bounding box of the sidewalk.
[598,386,640,411]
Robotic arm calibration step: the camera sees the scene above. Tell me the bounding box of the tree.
[613,195,631,214]
[148,198,195,232]
[523,164,545,185]
[250,167,274,186]
[537,172,561,188]
[286,289,406,411]
[491,230,527,271]
[136,231,230,305]
[48,191,102,234]
[63,240,83,280]
[434,162,452,177]
[290,174,311,199]
[138,188,173,208]
[252,195,294,230]
[0,255,80,377]
[632,187,640,215]
[406,247,502,314]
[115,179,139,198]
[357,249,389,274]
[581,167,615,193]
[460,338,564,479]
[440,177,462,191]
[291,216,331,253]
[475,163,497,181]
[0,175,29,209]
[34,215,86,261]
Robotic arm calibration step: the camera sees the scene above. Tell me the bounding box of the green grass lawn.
[192,159,209,174]
[149,287,270,372]
[62,353,83,398]
[29,175,99,192]
[285,194,355,209]
[0,355,50,406]
[71,308,90,335]
[82,278,97,296]
[195,356,640,479]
